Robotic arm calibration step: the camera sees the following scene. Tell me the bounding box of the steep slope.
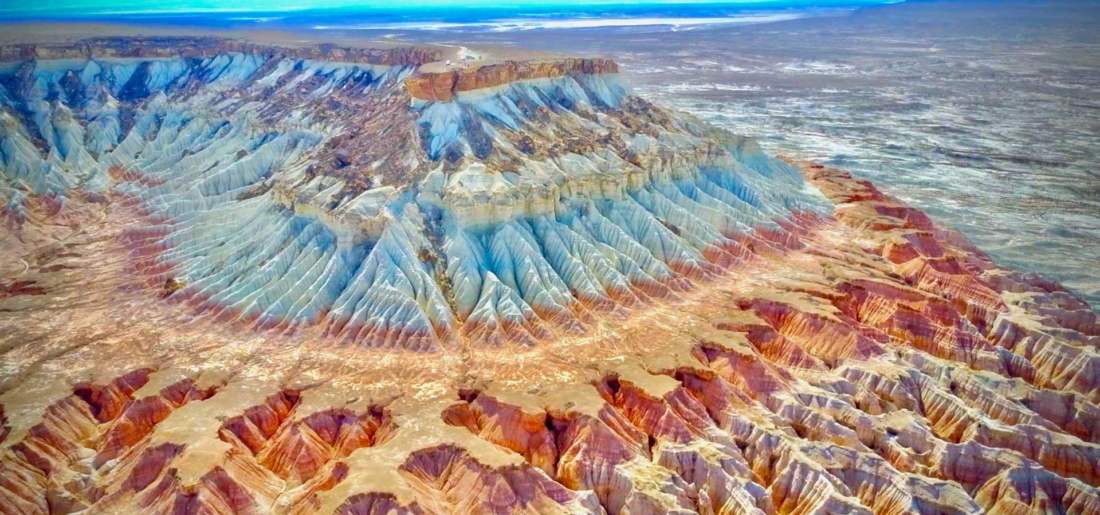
[0,37,1097,515]
[0,37,827,351]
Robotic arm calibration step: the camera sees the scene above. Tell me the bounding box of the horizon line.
[0,0,904,18]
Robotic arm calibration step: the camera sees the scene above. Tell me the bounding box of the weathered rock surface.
[1,36,1098,515]
[405,58,619,101]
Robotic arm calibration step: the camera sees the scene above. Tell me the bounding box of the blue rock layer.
[0,51,831,350]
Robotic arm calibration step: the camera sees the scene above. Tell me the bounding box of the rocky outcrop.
[405,58,619,101]
[0,369,154,512]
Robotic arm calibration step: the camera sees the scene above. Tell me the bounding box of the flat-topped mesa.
[0,37,834,350]
[405,58,619,101]
[0,36,441,66]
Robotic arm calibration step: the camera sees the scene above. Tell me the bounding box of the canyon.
[0,36,1098,514]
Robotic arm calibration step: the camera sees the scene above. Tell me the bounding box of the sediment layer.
[3,161,1097,514]
[405,58,620,101]
[1,37,1097,515]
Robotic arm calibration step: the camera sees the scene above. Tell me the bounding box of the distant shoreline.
[0,1,905,20]
[0,2,884,51]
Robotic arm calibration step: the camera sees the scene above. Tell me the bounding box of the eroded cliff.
[0,36,1097,515]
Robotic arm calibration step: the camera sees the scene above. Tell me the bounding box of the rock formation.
[405,59,619,102]
[0,36,1097,514]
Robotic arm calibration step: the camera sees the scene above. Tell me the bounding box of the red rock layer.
[252,407,395,482]
[398,444,602,514]
[0,406,9,444]
[337,492,424,515]
[426,165,1100,514]
[95,378,219,467]
[405,59,619,101]
[216,391,401,488]
[3,164,1099,515]
[0,369,152,513]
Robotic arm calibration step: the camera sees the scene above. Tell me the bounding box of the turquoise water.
[0,1,900,17]
[0,1,899,27]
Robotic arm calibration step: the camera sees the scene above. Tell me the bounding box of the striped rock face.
[1,37,1098,515]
